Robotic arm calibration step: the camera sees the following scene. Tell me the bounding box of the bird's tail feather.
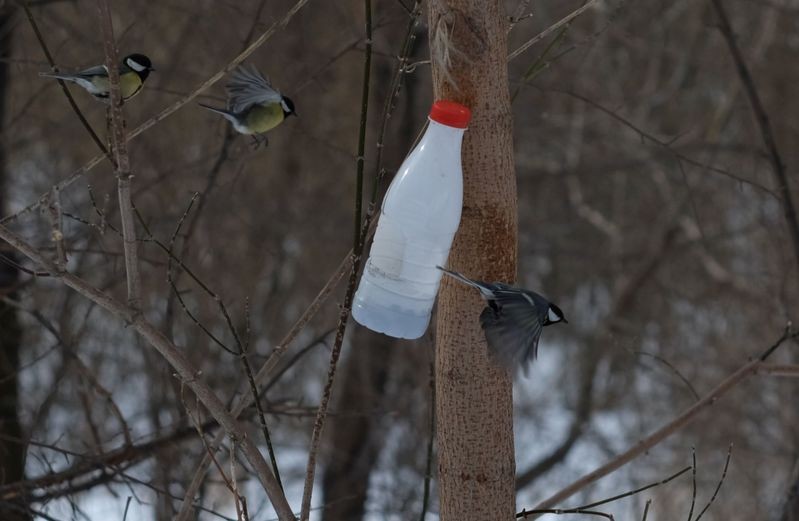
[198,103,238,123]
[39,72,75,81]
[436,266,492,296]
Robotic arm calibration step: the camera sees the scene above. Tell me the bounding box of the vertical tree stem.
[96,0,142,310]
[428,1,518,520]
[354,0,373,251]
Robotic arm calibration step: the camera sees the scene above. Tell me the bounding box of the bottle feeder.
[353,100,471,339]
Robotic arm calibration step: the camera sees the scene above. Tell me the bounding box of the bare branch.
[0,223,295,520]
[533,327,797,510]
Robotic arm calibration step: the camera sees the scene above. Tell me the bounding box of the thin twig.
[687,448,697,521]
[507,0,598,61]
[45,186,66,270]
[518,465,691,519]
[20,0,110,160]
[574,465,692,511]
[182,385,238,509]
[419,357,435,521]
[353,0,373,249]
[641,500,651,521]
[370,1,422,206]
[0,223,295,521]
[694,444,733,521]
[511,20,571,102]
[122,497,132,521]
[710,0,799,277]
[755,363,799,377]
[532,326,797,510]
[517,508,613,519]
[635,351,700,401]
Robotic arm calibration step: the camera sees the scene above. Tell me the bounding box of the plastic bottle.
[352,100,471,339]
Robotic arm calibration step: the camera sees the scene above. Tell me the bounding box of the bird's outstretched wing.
[480,297,543,370]
[226,64,282,114]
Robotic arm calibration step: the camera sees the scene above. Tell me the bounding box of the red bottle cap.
[429,100,471,129]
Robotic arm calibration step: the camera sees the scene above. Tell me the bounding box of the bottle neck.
[422,118,466,150]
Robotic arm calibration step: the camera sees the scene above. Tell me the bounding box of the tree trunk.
[0,5,30,520]
[428,2,517,520]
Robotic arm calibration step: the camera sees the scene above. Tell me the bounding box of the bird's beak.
[291,111,298,118]
[149,66,156,71]
[563,318,569,324]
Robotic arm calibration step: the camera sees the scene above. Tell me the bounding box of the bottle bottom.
[352,278,432,339]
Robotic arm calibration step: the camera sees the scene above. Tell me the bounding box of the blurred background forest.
[1,0,798,519]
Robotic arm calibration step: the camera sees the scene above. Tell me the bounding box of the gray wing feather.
[226,64,282,113]
[40,64,108,80]
[74,64,109,78]
[479,289,545,370]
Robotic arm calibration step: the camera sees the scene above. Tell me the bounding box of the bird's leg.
[249,135,269,150]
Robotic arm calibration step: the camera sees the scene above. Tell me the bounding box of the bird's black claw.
[249,135,269,149]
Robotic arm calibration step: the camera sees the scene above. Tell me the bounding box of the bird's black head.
[544,303,567,326]
[124,54,154,80]
[281,96,297,117]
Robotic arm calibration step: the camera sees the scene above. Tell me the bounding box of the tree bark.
[428,2,517,520]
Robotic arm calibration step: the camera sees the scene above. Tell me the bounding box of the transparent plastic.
[353,117,466,338]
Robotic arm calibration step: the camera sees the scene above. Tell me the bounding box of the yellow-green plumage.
[243,103,285,134]
[198,65,295,144]
[88,71,145,101]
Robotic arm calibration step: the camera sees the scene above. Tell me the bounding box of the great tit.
[199,65,295,146]
[40,54,154,102]
[437,266,567,370]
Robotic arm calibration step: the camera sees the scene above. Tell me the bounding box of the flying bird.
[438,266,567,370]
[199,64,295,147]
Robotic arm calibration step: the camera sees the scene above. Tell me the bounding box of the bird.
[437,266,567,370]
[198,64,296,147]
[40,54,154,102]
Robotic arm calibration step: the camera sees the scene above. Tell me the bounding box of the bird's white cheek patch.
[547,308,561,322]
[127,59,147,72]
[280,99,291,113]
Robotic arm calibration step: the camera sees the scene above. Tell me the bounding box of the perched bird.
[40,54,154,102]
[199,65,296,147]
[437,266,567,370]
